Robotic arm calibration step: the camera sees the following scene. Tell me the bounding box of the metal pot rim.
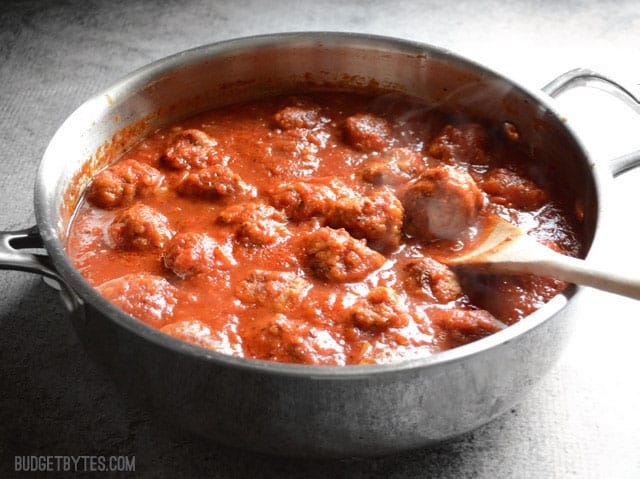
[34,31,609,378]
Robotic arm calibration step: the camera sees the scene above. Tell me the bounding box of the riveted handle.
[542,68,640,177]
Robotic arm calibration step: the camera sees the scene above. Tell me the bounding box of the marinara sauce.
[66,92,581,365]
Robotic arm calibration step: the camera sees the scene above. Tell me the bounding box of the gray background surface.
[1,0,640,477]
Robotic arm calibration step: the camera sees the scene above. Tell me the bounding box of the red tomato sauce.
[65,92,581,365]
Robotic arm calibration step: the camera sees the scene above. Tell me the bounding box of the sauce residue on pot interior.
[65,92,581,365]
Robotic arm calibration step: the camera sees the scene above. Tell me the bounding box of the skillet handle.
[542,68,640,177]
[0,225,83,310]
[0,225,61,280]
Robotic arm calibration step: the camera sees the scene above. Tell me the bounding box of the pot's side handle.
[542,68,640,177]
[0,225,60,280]
[0,226,83,311]
[608,150,640,177]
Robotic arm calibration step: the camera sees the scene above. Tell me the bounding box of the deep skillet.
[1,33,639,457]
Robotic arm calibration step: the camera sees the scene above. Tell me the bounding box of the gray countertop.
[1,0,639,477]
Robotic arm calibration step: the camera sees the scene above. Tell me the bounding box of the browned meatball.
[328,188,404,252]
[96,273,178,326]
[217,202,288,246]
[401,167,485,241]
[302,227,385,282]
[349,287,411,331]
[161,129,221,170]
[273,105,321,130]
[109,203,174,251]
[480,168,548,210]
[360,147,427,186]
[242,313,344,365]
[177,164,254,200]
[344,113,391,151]
[404,257,462,303]
[430,308,505,348]
[86,159,164,209]
[235,270,310,312]
[428,124,489,165]
[270,178,353,222]
[163,232,235,278]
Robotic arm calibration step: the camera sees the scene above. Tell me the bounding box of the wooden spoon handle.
[477,242,640,300]
[527,252,640,300]
[448,217,640,299]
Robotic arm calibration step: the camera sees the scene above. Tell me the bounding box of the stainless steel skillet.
[1,33,639,457]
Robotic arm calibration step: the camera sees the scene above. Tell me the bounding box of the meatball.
[161,319,216,348]
[86,159,164,209]
[302,227,385,282]
[328,188,404,252]
[243,313,345,365]
[480,168,548,210]
[109,203,173,251]
[428,123,489,165]
[360,147,427,186]
[344,113,391,151]
[161,129,221,170]
[163,232,235,278]
[217,202,288,246]
[349,287,411,331]
[273,105,321,130]
[177,164,254,200]
[96,273,178,326]
[430,308,505,348]
[404,257,462,303]
[161,320,241,355]
[401,167,485,241]
[270,178,353,222]
[235,270,310,312]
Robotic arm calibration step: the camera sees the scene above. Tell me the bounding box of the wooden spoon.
[444,216,640,300]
